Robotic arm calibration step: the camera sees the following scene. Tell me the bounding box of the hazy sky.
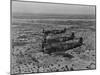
[12,1,95,15]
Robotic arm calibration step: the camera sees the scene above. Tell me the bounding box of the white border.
[0,0,100,75]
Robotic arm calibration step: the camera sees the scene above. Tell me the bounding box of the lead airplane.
[42,37,84,55]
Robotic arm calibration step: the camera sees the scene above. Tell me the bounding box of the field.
[11,14,96,74]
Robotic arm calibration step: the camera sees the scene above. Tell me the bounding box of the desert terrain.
[11,14,96,74]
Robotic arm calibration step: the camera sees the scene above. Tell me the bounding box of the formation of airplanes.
[41,28,84,56]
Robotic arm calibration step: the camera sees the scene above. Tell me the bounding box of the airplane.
[42,32,75,45]
[42,28,67,35]
[57,32,75,42]
[43,37,84,55]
